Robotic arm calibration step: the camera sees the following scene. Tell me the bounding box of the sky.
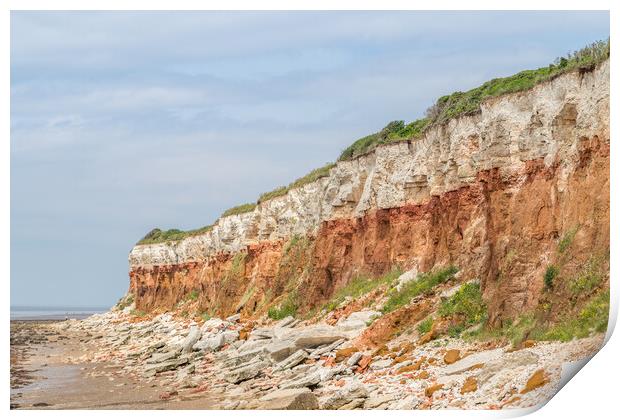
[10,11,610,308]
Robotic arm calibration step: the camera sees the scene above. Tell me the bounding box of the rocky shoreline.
[10,310,604,410]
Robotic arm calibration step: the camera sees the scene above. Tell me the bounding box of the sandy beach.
[9,310,606,411]
[10,320,219,409]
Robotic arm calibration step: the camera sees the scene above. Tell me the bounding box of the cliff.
[128,60,609,328]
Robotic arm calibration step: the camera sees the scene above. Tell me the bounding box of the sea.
[10,305,109,321]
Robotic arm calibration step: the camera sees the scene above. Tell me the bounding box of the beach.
[10,320,218,409]
[9,309,605,410]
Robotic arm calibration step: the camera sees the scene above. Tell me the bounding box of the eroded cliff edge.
[128,60,609,327]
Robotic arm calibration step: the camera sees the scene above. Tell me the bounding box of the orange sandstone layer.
[129,135,608,325]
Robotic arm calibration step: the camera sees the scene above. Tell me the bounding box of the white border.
[3,2,615,420]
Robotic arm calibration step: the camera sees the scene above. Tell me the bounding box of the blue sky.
[10,11,609,307]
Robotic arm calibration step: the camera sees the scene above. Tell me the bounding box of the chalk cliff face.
[128,61,609,325]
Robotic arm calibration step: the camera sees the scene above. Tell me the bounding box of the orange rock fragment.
[465,363,485,371]
[425,383,444,398]
[392,355,407,365]
[520,369,548,394]
[335,347,359,362]
[522,340,536,348]
[460,377,478,394]
[372,344,390,357]
[443,349,461,365]
[418,331,433,345]
[399,342,415,354]
[397,357,425,374]
[416,371,430,380]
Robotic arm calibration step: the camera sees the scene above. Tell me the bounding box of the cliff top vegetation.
[137,39,609,246]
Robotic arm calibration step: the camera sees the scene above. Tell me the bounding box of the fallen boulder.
[144,355,190,376]
[181,326,202,353]
[292,326,346,349]
[274,349,308,371]
[321,381,368,409]
[194,333,225,352]
[258,388,318,410]
[268,340,297,362]
[226,358,270,384]
[147,347,181,364]
[478,350,539,385]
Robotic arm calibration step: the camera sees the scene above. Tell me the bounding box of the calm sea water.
[10,306,109,321]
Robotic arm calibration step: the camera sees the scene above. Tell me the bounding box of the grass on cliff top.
[382,266,458,313]
[137,225,214,245]
[338,39,609,161]
[136,39,608,246]
[221,202,257,218]
[258,162,336,203]
[323,267,403,313]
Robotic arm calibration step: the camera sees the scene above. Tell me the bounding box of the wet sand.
[10,321,218,409]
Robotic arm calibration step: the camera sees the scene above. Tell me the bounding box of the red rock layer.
[129,136,609,325]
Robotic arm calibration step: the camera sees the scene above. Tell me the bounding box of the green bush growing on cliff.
[382,266,458,313]
[466,314,538,346]
[323,267,403,313]
[130,309,146,317]
[569,257,605,296]
[417,316,434,335]
[544,265,559,290]
[536,291,609,342]
[438,282,487,330]
[558,226,579,254]
[116,294,134,311]
[186,290,199,301]
[468,289,609,345]
[268,293,298,320]
[223,252,246,285]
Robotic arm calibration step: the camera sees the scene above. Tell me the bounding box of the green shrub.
[544,265,559,290]
[439,282,487,327]
[569,258,604,296]
[538,291,609,341]
[186,290,199,301]
[447,324,466,338]
[382,266,458,313]
[223,252,246,285]
[200,312,211,321]
[324,267,403,313]
[417,317,434,335]
[469,290,609,344]
[467,314,537,346]
[130,309,146,317]
[559,226,579,254]
[116,294,134,310]
[268,294,298,320]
